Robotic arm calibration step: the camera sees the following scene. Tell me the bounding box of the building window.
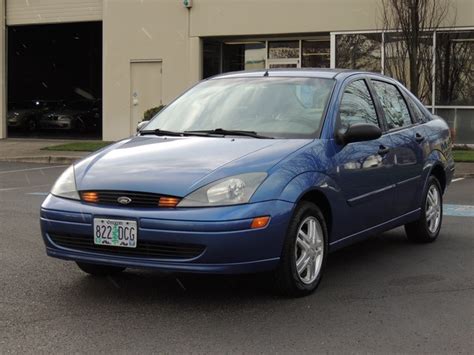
[268,40,299,59]
[203,41,221,79]
[222,42,266,73]
[435,30,474,106]
[384,32,433,105]
[302,39,330,68]
[203,35,330,77]
[335,33,382,73]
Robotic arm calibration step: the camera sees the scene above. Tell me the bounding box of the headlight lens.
[51,165,80,200]
[178,172,267,207]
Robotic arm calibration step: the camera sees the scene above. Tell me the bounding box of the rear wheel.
[275,201,328,297]
[76,262,126,276]
[405,176,443,243]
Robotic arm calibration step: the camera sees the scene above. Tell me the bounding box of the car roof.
[211,68,383,81]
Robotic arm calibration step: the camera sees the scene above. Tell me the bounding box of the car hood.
[74,136,311,197]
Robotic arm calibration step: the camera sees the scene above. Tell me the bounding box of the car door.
[329,78,397,236]
[369,79,426,217]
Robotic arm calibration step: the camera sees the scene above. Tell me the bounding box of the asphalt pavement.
[0,162,473,354]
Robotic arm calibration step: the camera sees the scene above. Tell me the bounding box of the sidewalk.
[0,138,473,177]
[0,138,89,164]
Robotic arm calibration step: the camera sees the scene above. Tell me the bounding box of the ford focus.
[40,69,454,296]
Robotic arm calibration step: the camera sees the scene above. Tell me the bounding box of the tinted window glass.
[372,81,412,129]
[339,80,379,130]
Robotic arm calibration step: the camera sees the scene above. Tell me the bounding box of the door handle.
[415,133,424,143]
[378,145,390,155]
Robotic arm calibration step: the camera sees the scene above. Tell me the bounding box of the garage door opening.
[7,22,102,139]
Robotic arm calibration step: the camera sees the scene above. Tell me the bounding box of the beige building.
[1,0,473,143]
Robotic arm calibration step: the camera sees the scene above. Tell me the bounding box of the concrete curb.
[0,156,82,165]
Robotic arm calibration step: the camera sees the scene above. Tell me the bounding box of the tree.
[379,0,455,103]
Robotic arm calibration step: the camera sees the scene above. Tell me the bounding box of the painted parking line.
[0,165,67,175]
[443,204,474,217]
[452,178,465,183]
[0,184,51,192]
[26,192,49,196]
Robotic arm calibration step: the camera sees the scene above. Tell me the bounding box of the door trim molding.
[347,184,396,206]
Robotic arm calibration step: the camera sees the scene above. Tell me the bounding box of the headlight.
[51,165,80,200]
[178,173,267,207]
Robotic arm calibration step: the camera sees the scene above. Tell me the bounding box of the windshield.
[145,77,335,138]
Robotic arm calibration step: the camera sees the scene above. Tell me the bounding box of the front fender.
[279,171,341,203]
[278,171,349,244]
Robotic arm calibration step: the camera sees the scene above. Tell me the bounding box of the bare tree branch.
[379,0,456,104]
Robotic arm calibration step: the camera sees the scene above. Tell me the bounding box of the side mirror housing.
[136,121,148,132]
[337,123,382,145]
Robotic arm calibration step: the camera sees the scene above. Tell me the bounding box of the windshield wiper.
[140,129,212,137]
[140,129,184,136]
[185,128,273,139]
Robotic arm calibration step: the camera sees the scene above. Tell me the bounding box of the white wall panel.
[7,0,102,26]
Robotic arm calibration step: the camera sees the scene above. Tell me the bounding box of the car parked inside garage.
[7,100,51,132]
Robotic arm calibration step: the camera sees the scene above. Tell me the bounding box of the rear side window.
[407,97,427,123]
[339,80,379,130]
[372,80,412,129]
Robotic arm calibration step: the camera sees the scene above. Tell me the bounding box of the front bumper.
[40,195,294,274]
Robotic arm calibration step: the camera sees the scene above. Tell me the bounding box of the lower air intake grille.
[49,234,205,259]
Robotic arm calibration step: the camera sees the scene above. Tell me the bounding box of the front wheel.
[76,262,126,276]
[405,176,443,243]
[275,202,328,297]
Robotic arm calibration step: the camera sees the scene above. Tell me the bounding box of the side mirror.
[337,123,382,145]
[136,121,148,132]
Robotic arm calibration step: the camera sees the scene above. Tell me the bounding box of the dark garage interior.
[7,21,102,139]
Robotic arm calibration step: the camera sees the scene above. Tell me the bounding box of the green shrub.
[143,105,165,121]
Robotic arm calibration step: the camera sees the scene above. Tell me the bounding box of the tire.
[76,262,126,276]
[405,176,443,243]
[275,201,328,297]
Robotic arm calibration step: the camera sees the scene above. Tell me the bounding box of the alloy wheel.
[426,184,441,233]
[294,216,324,284]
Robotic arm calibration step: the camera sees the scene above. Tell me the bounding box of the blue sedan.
[41,69,454,296]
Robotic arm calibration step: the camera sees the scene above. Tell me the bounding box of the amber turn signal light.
[251,216,270,229]
[159,197,180,208]
[81,192,99,203]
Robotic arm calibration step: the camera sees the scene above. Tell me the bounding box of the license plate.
[93,218,137,248]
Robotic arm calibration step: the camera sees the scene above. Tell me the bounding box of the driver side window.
[339,80,379,131]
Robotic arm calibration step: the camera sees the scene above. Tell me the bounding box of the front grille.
[79,190,181,208]
[50,234,205,259]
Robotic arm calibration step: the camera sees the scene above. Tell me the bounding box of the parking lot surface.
[0,162,473,354]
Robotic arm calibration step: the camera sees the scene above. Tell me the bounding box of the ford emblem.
[117,196,132,205]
